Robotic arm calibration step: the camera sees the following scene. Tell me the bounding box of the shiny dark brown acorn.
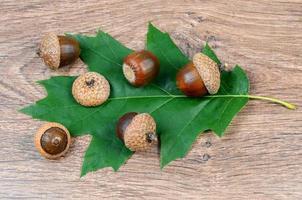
[116,112,157,151]
[35,122,71,159]
[39,33,80,69]
[123,50,160,87]
[176,53,221,97]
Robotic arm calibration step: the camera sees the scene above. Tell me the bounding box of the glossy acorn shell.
[116,112,157,151]
[176,62,208,97]
[35,122,71,159]
[116,112,138,140]
[58,36,80,67]
[123,50,159,86]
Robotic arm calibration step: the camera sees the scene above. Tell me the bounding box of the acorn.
[176,53,220,97]
[116,112,157,151]
[72,72,110,107]
[35,122,71,159]
[122,50,160,87]
[39,33,80,69]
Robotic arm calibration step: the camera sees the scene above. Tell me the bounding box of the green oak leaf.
[202,42,221,65]
[20,23,250,175]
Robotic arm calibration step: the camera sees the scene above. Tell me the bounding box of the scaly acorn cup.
[35,122,71,160]
[116,112,157,151]
[39,33,80,69]
[122,50,160,87]
[72,72,110,107]
[176,53,220,97]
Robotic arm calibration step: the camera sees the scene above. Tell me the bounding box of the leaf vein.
[81,46,122,67]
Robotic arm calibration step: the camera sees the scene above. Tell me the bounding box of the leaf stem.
[204,94,296,110]
[247,95,296,110]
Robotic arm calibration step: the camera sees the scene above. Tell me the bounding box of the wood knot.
[205,140,212,148]
[202,153,211,162]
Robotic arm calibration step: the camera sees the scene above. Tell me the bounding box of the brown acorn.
[35,122,71,159]
[116,112,157,151]
[176,53,220,97]
[39,33,80,69]
[123,50,160,87]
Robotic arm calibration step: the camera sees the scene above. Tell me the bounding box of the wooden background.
[1,0,302,199]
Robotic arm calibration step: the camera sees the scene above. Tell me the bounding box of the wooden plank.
[0,0,301,199]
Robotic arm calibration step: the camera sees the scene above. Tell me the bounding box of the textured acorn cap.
[72,72,110,107]
[124,113,157,151]
[193,53,220,94]
[39,33,61,69]
[35,122,71,160]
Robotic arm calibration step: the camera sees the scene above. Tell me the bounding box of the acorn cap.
[193,53,220,94]
[72,72,110,107]
[35,122,71,160]
[39,33,61,69]
[124,113,157,151]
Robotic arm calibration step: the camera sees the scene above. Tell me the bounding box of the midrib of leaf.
[34,74,284,114]
[107,94,254,101]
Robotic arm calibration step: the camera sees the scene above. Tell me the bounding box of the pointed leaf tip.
[202,42,221,65]
[18,107,29,115]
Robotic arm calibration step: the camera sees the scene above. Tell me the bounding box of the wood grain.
[1,0,302,199]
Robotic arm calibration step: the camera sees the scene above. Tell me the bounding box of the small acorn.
[72,72,110,107]
[123,50,160,87]
[39,33,80,69]
[116,112,157,151]
[35,122,71,159]
[176,53,220,97]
